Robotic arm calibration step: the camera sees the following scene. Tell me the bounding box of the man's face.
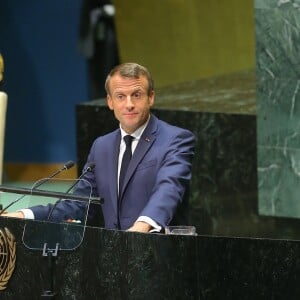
[107,74,155,134]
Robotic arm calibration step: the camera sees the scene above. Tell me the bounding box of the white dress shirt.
[119,119,161,232]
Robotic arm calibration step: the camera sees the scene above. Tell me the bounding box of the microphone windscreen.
[64,161,75,170]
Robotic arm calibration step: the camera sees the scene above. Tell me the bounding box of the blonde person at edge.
[4,62,196,233]
[0,53,3,81]
[0,53,8,185]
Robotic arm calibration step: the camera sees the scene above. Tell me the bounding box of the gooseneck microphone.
[38,160,75,183]
[46,162,96,221]
[0,160,75,215]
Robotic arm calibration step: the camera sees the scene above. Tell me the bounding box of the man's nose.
[125,96,134,107]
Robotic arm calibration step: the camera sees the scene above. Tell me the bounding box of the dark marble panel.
[155,70,256,115]
[126,233,198,299]
[76,104,259,237]
[255,7,300,80]
[76,103,300,240]
[152,110,258,237]
[76,103,117,173]
[2,217,300,299]
[197,235,300,299]
[76,228,128,299]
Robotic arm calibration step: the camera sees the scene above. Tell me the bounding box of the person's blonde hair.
[0,54,4,82]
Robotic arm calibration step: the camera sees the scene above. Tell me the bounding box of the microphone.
[46,162,96,221]
[31,160,75,189]
[64,162,95,194]
[0,160,75,215]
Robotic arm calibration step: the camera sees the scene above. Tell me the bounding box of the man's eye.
[133,92,141,99]
[117,94,124,100]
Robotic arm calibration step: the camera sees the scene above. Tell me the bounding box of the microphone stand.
[0,160,75,215]
[39,167,95,299]
[46,162,96,221]
[41,164,95,298]
[0,186,102,204]
[41,243,59,299]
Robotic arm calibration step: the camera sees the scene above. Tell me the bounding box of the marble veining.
[255,0,300,9]
[256,0,300,218]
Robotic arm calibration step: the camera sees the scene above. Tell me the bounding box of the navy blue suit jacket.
[31,115,195,230]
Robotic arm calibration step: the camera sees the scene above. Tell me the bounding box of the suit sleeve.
[139,129,196,227]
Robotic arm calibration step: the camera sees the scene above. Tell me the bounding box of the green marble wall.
[256,0,300,218]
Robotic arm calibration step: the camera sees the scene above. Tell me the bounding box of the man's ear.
[149,90,155,107]
[107,95,114,110]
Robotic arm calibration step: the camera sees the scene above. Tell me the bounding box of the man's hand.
[127,221,152,233]
[1,211,25,218]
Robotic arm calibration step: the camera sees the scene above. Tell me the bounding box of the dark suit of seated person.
[4,62,196,233]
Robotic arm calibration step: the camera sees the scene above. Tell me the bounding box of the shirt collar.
[119,115,150,141]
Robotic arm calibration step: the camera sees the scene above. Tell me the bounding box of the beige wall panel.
[113,0,255,87]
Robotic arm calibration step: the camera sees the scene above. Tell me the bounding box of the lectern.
[0,182,101,299]
[1,187,300,299]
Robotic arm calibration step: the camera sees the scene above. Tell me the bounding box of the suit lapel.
[109,131,121,214]
[119,115,158,199]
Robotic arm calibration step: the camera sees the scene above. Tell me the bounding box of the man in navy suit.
[6,63,195,233]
